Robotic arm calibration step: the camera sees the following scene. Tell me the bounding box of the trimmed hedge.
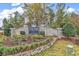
[0,40,48,55]
[32,35,44,39]
[14,35,26,40]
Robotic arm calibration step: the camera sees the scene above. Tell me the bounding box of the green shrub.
[30,43,37,49]
[41,41,48,45]
[13,47,18,54]
[24,45,29,50]
[14,35,20,40]
[76,27,79,35]
[3,47,15,55]
[21,45,26,51]
[50,22,60,28]
[15,46,20,53]
[8,48,14,54]
[8,48,13,55]
[19,45,28,52]
[0,39,49,55]
[21,35,26,40]
[14,35,26,41]
[39,40,48,46]
[32,35,44,39]
[47,36,53,41]
[3,47,9,55]
[62,23,76,37]
[39,31,45,36]
[18,45,24,52]
[0,47,4,55]
[35,43,39,47]
[20,31,25,35]
[4,29,11,36]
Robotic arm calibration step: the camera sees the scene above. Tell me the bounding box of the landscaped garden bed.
[0,34,45,47]
[0,39,48,56]
[12,37,57,56]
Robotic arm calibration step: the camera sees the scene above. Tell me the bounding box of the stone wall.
[14,25,28,35]
[10,24,29,38]
[10,28,15,39]
[45,28,63,37]
[10,24,63,38]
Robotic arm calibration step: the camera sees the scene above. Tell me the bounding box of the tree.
[10,11,24,29]
[62,23,76,37]
[3,11,25,36]
[69,13,79,28]
[47,6,55,27]
[55,3,67,28]
[68,13,79,35]
[23,3,50,27]
[3,18,12,36]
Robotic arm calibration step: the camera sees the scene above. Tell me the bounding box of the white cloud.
[11,3,21,6]
[67,8,75,13]
[0,6,24,19]
[14,7,24,14]
[65,8,79,15]
[0,20,3,27]
[0,6,24,27]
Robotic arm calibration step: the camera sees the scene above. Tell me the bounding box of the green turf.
[34,40,79,56]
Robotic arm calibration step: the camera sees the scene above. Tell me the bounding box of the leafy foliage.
[32,35,44,39]
[0,39,48,55]
[53,3,69,28]
[3,18,12,36]
[14,35,26,41]
[62,23,76,37]
[23,3,53,27]
[3,12,24,36]
[76,27,79,35]
[10,11,24,28]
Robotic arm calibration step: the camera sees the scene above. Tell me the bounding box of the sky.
[0,3,24,27]
[0,3,79,27]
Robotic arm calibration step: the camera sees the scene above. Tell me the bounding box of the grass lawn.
[34,39,79,56]
[0,34,7,46]
[0,35,4,42]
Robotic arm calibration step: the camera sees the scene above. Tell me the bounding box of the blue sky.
[0,3,15,10]
[66,3,79,9]
[0,3,23,27]
[0,3,79,10]
[0,3,23,14]
[0,3,79,27]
